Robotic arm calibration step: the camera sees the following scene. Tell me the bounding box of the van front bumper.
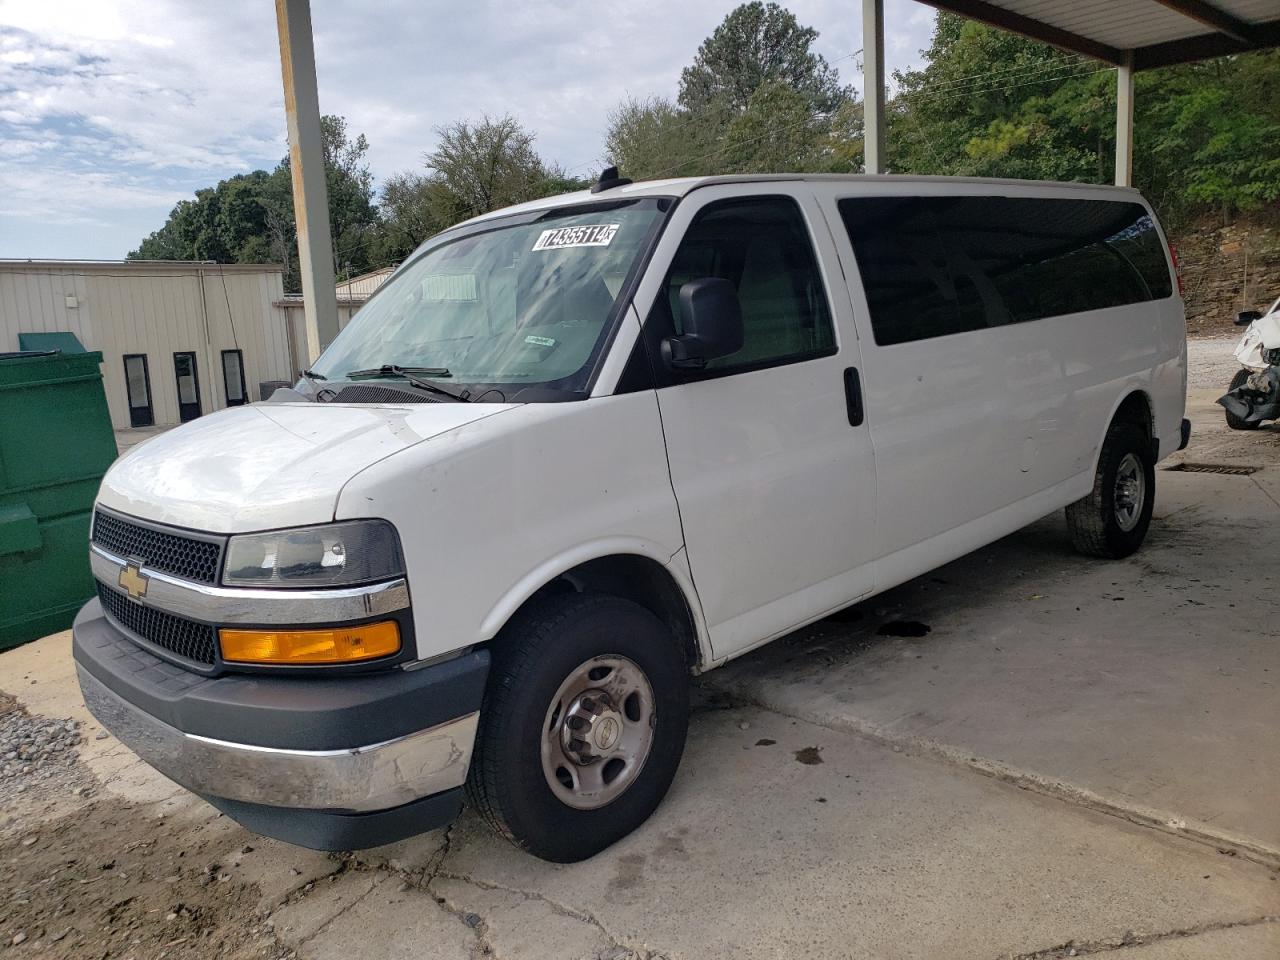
[72,599,489,850]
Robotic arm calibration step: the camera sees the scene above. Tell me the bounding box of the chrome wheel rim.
[540,655,655,811]
[1114,452,1145,532]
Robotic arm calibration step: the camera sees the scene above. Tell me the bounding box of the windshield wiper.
[347,365,451,378]
[345,364,471,402]
[299,368,334,401]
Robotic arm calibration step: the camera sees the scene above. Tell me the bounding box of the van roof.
[457,173,1146,228]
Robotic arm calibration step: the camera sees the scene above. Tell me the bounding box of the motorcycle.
[1218,296,1280,431]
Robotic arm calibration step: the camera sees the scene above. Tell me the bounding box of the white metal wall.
[334,267,392,300]
[0,262,294,430]
[278,300,362,373]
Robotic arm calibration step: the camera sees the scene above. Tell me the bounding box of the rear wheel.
[1065,422,1155,559]
[1224,369,1261,431]
[466,593,689,862]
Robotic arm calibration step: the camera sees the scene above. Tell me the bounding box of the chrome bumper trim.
[77,665,476,812]
[90,544,410,625]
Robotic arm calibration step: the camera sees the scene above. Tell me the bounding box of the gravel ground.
[0,691,301,959]
[0,694,86,805]
[1187,335,1244,392]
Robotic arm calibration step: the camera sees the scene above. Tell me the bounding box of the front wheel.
[1224,369,1262,431]
[466,593,689,862]
[1065,422,1155,559]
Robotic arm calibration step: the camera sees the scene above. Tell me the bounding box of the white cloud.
[0,0,936,258]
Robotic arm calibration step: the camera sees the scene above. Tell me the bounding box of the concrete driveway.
[2,388,1277,960]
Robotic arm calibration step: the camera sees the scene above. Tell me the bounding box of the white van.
[74,174,1189,862]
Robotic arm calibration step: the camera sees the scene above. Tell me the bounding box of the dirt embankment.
[1172,210,1280,338]
[0,694,298,960]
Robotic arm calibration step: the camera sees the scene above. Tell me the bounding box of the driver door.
[639,186,876,661]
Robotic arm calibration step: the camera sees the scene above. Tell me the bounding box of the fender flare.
[476,536,709,662]
[1093,383,1155,468]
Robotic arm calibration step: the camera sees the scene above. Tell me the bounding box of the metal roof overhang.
[915,0,1280,69]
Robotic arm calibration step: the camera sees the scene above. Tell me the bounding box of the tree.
[678,2,849,115]
[723,81,822,172]
[373,171,457,264]
[424,115,553,219]
[887,15,1280,226]
[888,14,1104,182]
[604,96,725,180]
[130,115,380,290]
[604,4,857,178]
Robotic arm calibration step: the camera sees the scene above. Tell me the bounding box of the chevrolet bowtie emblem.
[118,561,150,601]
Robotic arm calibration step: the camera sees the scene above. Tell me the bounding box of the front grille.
[97,582,217,666]
[329,384,445,404]
[92,511,222,584]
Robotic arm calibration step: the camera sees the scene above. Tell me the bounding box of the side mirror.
[661,278,745,370]
[1236,310,1262,326]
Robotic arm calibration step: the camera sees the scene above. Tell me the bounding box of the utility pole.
[275,0,339,366]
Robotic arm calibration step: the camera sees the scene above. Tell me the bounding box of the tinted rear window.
[839,196,1173,346]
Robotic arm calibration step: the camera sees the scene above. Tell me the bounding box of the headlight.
[222,520,404,588]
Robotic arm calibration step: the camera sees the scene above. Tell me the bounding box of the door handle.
[843,367,864,427]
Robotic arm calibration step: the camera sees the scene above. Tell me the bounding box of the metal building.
[276,266,392,372]
[0,260,295,431]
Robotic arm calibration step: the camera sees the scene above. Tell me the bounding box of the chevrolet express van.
[74,174,1189,862]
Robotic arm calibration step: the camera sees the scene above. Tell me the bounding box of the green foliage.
[424,115,558,219]
[605,96,726,180]
[679,2,849,114]
[132,114,577,287]
[606,3,858,178]
[888,14,1280,226]
[723,81,822,172]
[130,115,378,291]
[888,15,1111,182]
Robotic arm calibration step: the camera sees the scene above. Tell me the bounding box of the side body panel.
[812,179,1186,596]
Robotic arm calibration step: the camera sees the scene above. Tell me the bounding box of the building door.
[122,354,153,428]
[173,352,202,422]
[221,349,247,406]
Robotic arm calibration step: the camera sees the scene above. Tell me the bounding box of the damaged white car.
[1219,295,1280,430]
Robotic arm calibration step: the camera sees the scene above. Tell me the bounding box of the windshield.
[310,198,670,400]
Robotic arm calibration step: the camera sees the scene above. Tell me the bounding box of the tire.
[466,592,689,863]
[1065,422,1155,559]
[1224,369,1261,431]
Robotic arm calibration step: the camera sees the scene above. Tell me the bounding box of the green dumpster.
[0,349,117,650]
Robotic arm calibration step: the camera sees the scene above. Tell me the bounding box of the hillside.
[1173,210,1280,338]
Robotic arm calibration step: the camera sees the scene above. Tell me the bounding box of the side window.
[840,196,1174,347]
[664,196,835,372]
[835,197,990,346]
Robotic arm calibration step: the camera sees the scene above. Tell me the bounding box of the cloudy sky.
[0,0,937,260]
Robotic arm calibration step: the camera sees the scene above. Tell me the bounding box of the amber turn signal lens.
[219,621,400,665]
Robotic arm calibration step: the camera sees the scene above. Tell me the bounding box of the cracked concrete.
[1009,916,1280,959]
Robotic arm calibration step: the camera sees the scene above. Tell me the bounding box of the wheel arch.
[478,543,708,671]
[1097,386,1156,463]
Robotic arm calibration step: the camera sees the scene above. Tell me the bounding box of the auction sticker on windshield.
[532,224,619,251]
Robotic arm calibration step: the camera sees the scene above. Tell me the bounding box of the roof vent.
[591,165,633,194]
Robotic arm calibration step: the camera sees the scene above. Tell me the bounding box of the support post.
[275,0,339,365]
[1115,53,1134,187]
[862,0,886,175]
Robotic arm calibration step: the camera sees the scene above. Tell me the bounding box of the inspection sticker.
[531,223,619,251]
